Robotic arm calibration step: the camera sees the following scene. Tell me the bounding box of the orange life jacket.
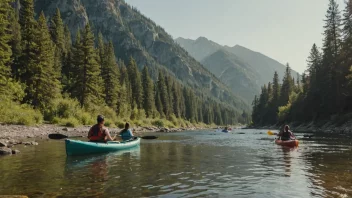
[89,124,106,141]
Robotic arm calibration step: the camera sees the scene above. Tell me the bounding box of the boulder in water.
[0,140,7,147]
[0,147,12,155]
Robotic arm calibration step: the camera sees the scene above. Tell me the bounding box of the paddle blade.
[267,131,275,136]
[140,136,158,140]
[48,133,69,139]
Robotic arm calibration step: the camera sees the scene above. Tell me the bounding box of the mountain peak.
[195,36,209,42]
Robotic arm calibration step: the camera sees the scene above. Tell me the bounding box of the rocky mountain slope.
[201,49,260,101]
[175,37,300,100]
[33,0,249,111]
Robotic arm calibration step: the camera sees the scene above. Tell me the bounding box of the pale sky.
[127,0,346,73]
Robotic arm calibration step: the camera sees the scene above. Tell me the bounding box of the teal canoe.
[65,137,141,156]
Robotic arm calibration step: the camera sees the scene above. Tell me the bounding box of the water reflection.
[0,131,352,197]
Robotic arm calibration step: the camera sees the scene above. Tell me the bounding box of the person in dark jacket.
[277,125,295,141]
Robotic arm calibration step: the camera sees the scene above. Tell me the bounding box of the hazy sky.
[127,0,346,73]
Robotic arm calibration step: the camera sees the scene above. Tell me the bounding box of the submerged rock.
[0,147,12,155]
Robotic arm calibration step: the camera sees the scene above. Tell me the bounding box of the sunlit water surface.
[1,129,352,198]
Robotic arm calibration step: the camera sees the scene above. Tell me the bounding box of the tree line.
[252,0,352,126]
[0,0,248,126]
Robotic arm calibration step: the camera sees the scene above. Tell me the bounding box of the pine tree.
[28,12,61,109]
[96,32,105,70]
[50,8,65,54]
[172,82,181,118]
[117,62,131,117]
[61,25,72,91]
[165,75,174,115]
[322,0,342,113]
[19,0,37,84]
[279,64,294,106]
[127,57,143,109]
[0,0,12,79]
[341,0,352,112]
[157,71,169,117]
[155,89,164,117]
[102,42,119,110]
[142,66,155,117]
[8,6,21,79]
[0,0,24,101]
[71,24,104,108]
[50,8,65,76]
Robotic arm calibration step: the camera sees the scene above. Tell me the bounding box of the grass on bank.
[0,97,215,128]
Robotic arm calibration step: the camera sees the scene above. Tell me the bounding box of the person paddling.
[88,115,116,142]
[277,125,295,141]
[119,122,134,141]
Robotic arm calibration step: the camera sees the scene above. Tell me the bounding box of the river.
[0,129,352,198]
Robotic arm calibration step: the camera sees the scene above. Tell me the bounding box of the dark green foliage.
[279,64,294,106]
[0,0,248,126]
[252,0,352,127]
[19,0,37,85]
[142,66,155,118]
[27,12,61,109]
[8,6,21,79]
[127,57,143,109]
[157,71,170,118]
[70,24,104,108]
[102,42,120,110]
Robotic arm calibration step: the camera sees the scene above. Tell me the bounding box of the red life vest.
[88,124,106,141]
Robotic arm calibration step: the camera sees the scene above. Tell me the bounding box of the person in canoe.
[88,115,116,142]
[277,125,295,141]
[119,122,134,141]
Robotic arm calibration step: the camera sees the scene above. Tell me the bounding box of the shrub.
[116,121,125,129]
[0,100,43,125]
[152,119,164,127]
[59,117,80,127]
[278,103,291,123]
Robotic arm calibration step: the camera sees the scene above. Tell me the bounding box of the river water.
[1,129,352,198]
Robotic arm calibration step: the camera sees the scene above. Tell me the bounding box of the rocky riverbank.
[250,119,352,134]
[0,124,205,156]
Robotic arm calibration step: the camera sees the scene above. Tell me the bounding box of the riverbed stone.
[0,147,12,155]
[23,141,38,146]
[7,144,14,148]
[8,139,21,145]
[0,140,7,147]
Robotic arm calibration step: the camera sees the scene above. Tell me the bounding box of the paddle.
[48,133,158,140]
[267,130,278,136]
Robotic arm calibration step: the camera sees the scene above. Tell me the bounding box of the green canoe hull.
[65,138,140,156]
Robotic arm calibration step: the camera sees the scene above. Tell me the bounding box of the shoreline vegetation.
[251,0,352,131]
[0,0,250,134]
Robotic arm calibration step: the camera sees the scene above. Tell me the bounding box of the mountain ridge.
[33,0,250,113]
[175,36,300,101]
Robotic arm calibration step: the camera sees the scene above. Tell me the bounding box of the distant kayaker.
[119,122,134,141]
[88,115,116,142]
[277,125,295,141]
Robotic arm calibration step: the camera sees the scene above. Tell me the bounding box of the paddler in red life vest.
[88,115,116,142]
[277,125,296,141]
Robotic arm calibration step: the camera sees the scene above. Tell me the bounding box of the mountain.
[33,0,250,112]
[201,49,260,101]
[223,45,299,85]
[176,37,222,61]
[175,37,300,100]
